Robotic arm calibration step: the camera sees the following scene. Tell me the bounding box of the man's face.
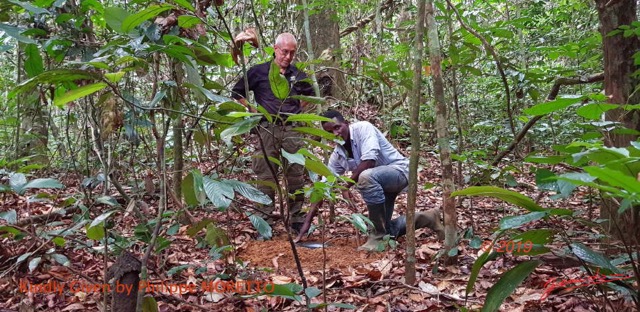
[274,40,297,70]
[323,119,349,143]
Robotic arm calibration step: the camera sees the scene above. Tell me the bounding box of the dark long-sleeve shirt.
[231,61,314,117]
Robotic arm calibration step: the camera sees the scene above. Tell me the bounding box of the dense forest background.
[1,0,639,311]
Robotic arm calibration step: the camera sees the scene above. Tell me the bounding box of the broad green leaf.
[16,252,33,264]
[86,224,105,240]
[0,23,35,43]
[304,287,322,298]
[289,95,326,104]
[261,283,302,301]
[510,229,553,256]
[292,127,337,140]
[9,173,27,192]
[285,113,332,123]
[481,260,540,312]
[466,248,498,295]
[570,242,620,273]
[104,72,125,83]
[52,237,65,246]
[167,264,192,276]
[8,0,49,15]
[29,257,42,272]
[576,103,619,120]
[348,213,372,234]
[584,166,640,194]
[224,180,272,205]
[148,90,166,108]
[50,253,70,266]
[121,5,173,32]
[305,159,335,177]
[141,296,158,312]
[95,196,120,207]
[24,44,43,77]
[247,213,272,240]
[177,15,200,28]
[104,7,130,33]
[220,116,261,144]
[182,170,206,206]
[0,226,23,236]
[204,223,228,247]
[525,155,566,164]
[268,61,289,100]
[23,178,64,191]
[523,96,583,116]
[90,210,117,228]
[171,0,195,11]
[535,169,556,191]
[499,211,547,230]
[54,82,107,108]
[281,149,305,166]
[0,210,17,224]
[203,177,234,209]
[452,186,545,212]
[186,219,213,237]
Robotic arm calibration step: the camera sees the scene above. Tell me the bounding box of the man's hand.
[342,189,357,212]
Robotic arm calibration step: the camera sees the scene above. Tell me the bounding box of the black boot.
[358,203,387,251]
[383,193,397,236]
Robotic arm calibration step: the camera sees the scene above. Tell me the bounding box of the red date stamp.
[481,240,534,253]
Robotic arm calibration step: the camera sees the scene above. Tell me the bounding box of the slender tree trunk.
[405,0,426,286]
[427,0,457,264]
[595,0,640,245]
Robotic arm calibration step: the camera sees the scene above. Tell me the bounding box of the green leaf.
[121,5,173,32]
[499,211,547,230]
[289,95,326,104]
[292,126,337,140]
[16,252,33,265]
[29,257,42,272]
[0,23,36,43]
[0,210,17,224]
[50,253,70,266]
[171,0,195,11]
[510,229,553,256]
[52,237,65,246]
[247,213,272,240]
[224,180,272,205]
[481,260,540,312]
[9,173,27,193]
[305,159,335,177]
[220,116,261,144]
[268,61,290,100]
[281,149,305,166]
[304,286,322,298]
[103,7,131,34]
[262,283,302,301]
[141,296,158,312]
[182,170,207,206]
[348,213,372,234]
[535,169,557,191]
[167,264,192,276]
[466,249,497,295]
[104,72,125,83]
[186,219,213,237]
[525,155,566,164]
[285,113,332,123]
[23,178,64,191]
[584,166,640,194]
[451,186,545,212]
[95,196,120,207]
[8,0,49,15]
[24,44,43,77]
[0,226,23,236]
[177,15,200,28]
[576,103,619,120]
[89,210,117,228]
[86,224,104,240]
[523,96,583,116]
[570,242,620,273]
[54,82,107,108]
[203,177,234,209]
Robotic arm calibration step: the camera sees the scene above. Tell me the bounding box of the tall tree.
[595,0,640,244]
[427,0,457,263]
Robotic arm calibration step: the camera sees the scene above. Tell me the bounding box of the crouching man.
[300,110,443,251]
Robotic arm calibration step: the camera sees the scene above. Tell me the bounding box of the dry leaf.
[62,303,86,311]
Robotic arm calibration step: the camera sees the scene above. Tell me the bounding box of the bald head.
[274,33,297,71]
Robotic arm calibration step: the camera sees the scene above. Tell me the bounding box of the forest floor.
[0,144,638,311]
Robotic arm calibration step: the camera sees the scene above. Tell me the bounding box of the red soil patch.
[238,234,385,273]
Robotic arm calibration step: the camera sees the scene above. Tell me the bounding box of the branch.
[490,73,604,167]
[445,0,515,136]
[339,0,396,37]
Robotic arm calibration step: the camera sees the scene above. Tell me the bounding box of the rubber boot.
[388,209,445,240]
[383,193,397,236]
[288,192,305,234]
[358,203,387,252]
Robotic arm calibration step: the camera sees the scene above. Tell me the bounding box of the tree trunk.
[428,0,457,264]
[405,0,426,286]
[306,5,345,99]
[595,0,640,245]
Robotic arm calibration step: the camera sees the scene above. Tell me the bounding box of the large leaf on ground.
[481,260,541,312]
[203,177,234,209]
[247,213,272,240]
[268,61,289,100]
[499,211,547,230]
[0,210,17,224]
[452,186,544,212]
[121,5,173,32]
[22,178,64,192]
[570,242,620,273]
[224,179,272,205]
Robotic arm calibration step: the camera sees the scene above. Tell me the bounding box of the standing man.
[231,32,314,236]
[309,110,443,251]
